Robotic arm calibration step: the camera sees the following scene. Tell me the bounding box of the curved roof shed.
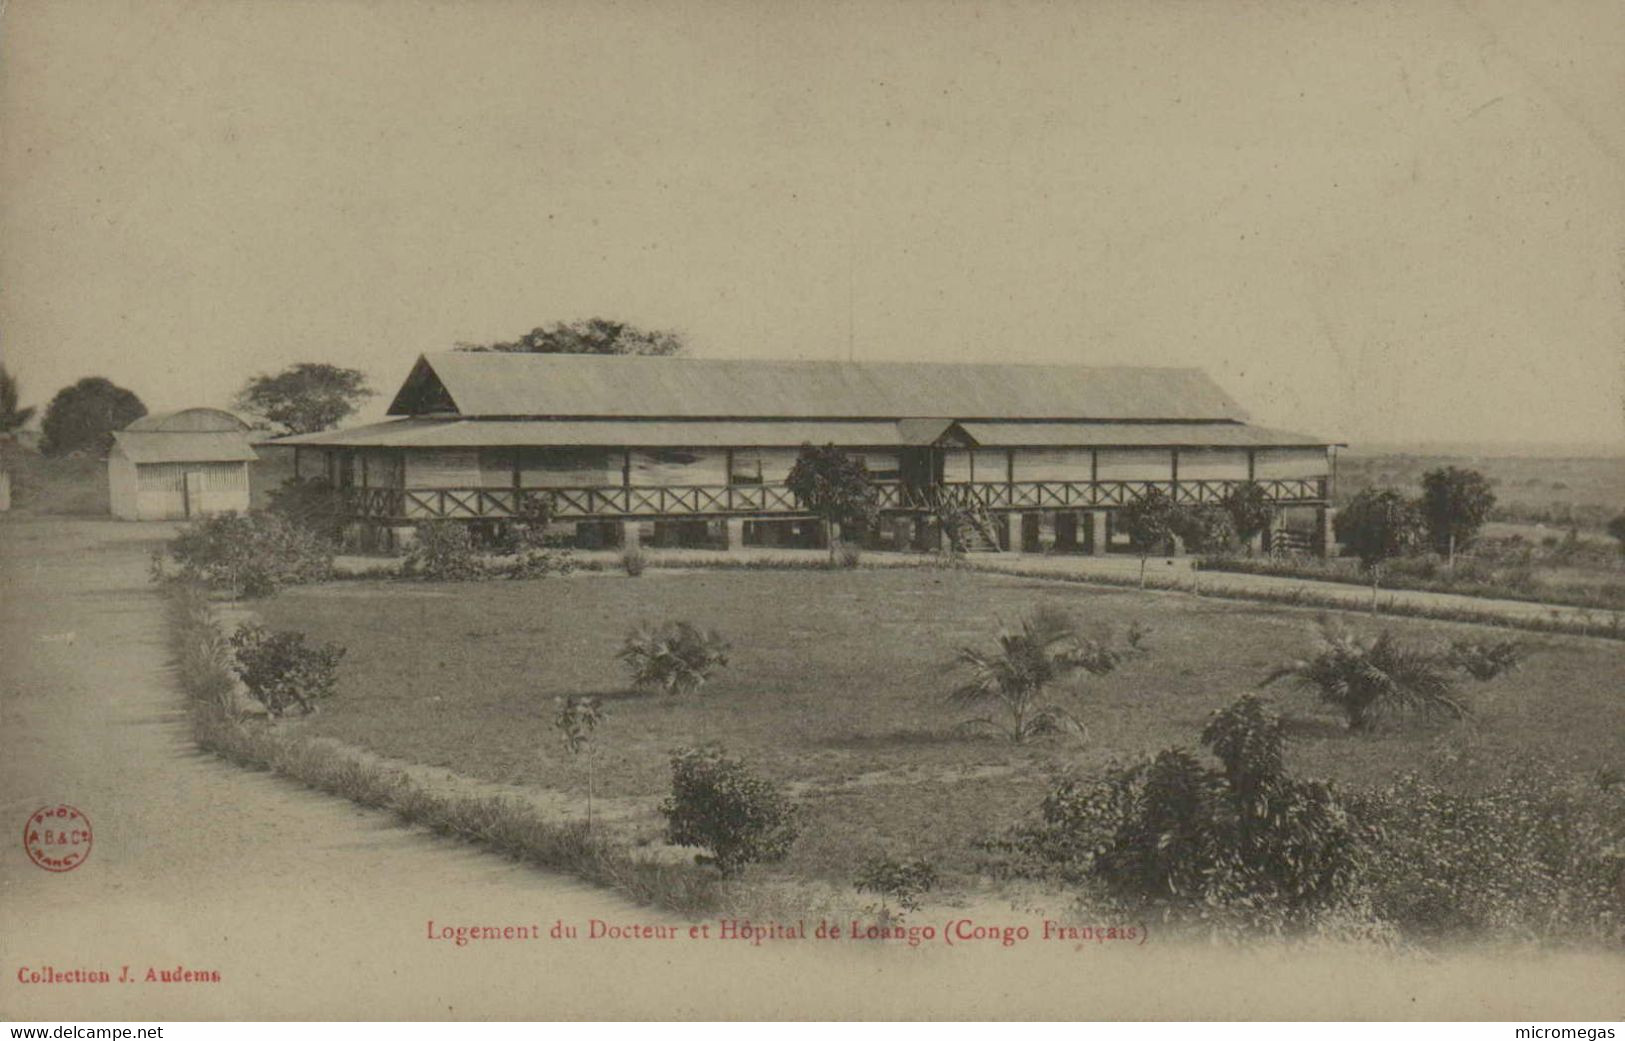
[109,409,258,520]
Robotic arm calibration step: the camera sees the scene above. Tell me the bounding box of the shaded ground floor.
[357,502,1336,557]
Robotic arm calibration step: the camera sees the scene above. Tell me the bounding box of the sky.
[1,0,1621,447]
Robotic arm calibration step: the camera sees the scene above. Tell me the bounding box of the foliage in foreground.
[986,695,1369,932]
[401,521,491,580]
[619,621,731,696]
[1260,620,1522,730]
[1349,765,1625,944]
[986,695,1625,944]
[660,747,799,877]
[949,606,1140,743]
[855,855,938,923]
[229,622,346,718]
[160,511,335,597]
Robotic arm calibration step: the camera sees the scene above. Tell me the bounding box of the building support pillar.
[723,517,746,552]
[619,519,642,551]
[1246,530,1265,556]
[1089,510,1110,555]
[1316,506,1336,558]
[1004,512,1024,553]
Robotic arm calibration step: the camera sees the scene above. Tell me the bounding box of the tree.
[1221,482,1275,553]
[236,363,372,435]
[785,443,879,560]
[1332,488,1423,610]
[1116,487,1182,587]
[0,365,35,435]
[1419,466,1497,564]
[553,695,604,830]
[1609,513,1625,556]
[456,318,686,356]
[948,606,1130,743]
[39,377,146,456]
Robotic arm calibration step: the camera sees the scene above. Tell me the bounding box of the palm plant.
[619,621,730,696]
[1261,622,1466,730]
[949,607,1126,743]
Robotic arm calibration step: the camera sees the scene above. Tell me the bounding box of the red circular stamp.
[23,805,92,872]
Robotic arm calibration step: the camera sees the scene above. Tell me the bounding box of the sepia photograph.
[1,0,1622,1025]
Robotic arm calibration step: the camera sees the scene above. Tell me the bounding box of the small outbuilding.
[108,408,258,520]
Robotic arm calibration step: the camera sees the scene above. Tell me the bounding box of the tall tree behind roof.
[40,377,147,456]
[0,364,36,435]
[456,318,686,356]
[236,363,373,434]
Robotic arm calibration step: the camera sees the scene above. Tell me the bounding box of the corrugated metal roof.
[388,352,1252,422]
[267,417,1335,450]
[958,422,1336,448]
[112,431,259,464]
[123,408,249,433]
[266,418,908,449]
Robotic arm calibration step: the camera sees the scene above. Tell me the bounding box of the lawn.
[256,567,1625,888]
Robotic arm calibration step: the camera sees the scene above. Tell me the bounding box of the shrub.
[619,622,730,696]
[228,622,345,718]
[1262,621,1523,730]
[401,521,490,580]
[1350,765,1625,944]
[854,855,938,922]
[621,546,648,577]
[949,606,1133,743]
[265,477,349,541]
[1173,504,1239,555]
[834,542,863,569]
[508,546,576,579]
[1261,622,1465,730]
[164,511,335,598]
[987,695,1368,932]
[1445,638,1524,681]
[660,747,799,877]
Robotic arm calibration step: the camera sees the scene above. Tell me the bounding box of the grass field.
[255,567,1625,891]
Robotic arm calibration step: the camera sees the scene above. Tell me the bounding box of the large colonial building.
[270,352,1338,554]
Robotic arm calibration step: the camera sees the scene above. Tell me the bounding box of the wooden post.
[1090,510,1109,555]
[1004,511,1024,553]
[620,519,641,551]
[724,517,746,552]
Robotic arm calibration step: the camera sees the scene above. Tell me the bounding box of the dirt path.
[3,519,1620,1020]
[0,519,684,1019]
